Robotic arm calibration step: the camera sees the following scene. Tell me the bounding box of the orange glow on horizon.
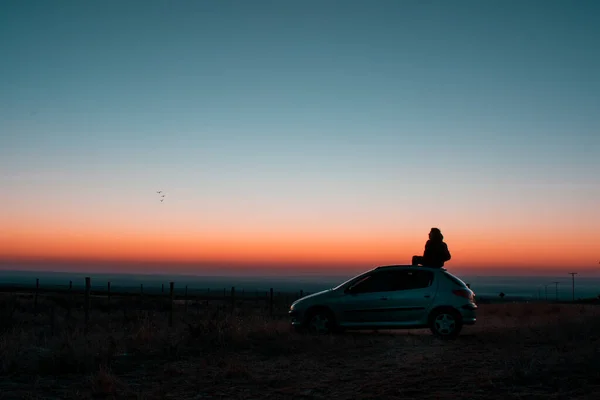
[2,223,597,273]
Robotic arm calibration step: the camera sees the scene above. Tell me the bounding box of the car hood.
[291,288,335,307]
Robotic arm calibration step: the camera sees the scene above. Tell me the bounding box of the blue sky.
[1,0,599,272]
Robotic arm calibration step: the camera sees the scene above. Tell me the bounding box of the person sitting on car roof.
[412,227,451,268]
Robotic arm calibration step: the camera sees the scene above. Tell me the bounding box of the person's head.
[429,227,443,241]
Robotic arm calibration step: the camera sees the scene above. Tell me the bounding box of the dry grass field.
[0,291,599,400]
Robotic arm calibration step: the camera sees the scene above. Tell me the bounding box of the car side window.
[349,271,396,294]
[392,270,434,291]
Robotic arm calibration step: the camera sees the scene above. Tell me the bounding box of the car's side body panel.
[289,265,477,334]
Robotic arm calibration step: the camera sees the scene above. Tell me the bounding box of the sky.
[1,0,599,276]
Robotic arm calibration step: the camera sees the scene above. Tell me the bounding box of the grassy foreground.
[0,292,599,399]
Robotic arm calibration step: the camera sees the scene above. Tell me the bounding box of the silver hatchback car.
[289,265,477,338]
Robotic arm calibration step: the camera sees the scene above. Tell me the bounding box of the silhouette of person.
[412,227,451,268]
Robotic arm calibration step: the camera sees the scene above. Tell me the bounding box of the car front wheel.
[306,308,335,335]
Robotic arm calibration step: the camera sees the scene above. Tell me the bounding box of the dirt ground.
[1,293,599,400]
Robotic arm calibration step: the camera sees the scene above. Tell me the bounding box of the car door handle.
[424,295,431,298]
[380,297,388,301]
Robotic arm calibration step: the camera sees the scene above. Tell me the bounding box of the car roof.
[374,264,447,272]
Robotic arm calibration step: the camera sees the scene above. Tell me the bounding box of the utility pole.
[568,272,578,302]
[552,281,560,301]
[544,284,549,301]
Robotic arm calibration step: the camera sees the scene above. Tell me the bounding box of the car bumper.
[460,304,477,325]
[289,310,304,326]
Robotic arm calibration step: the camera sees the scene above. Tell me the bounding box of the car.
[288,264,477,339]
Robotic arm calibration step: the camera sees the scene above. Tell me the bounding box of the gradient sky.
[1,0,599,276]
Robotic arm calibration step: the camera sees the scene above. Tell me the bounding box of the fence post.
[184,285,188,313]
[67,280,72,320]
[84,277,91,333]
[231,286,235,314]
[107,281,111,312]
[269,288,274,317]
[34,278,39,313]
[169,282,174,328]
[50,305,55,336]
[199,288,206,315]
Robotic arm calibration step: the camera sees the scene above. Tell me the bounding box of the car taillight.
[453,289,473,300]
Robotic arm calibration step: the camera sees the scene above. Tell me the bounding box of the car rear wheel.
[306,308,335,335]
[429,309,462,339]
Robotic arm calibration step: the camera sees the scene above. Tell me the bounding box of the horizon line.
[1,266,598,279]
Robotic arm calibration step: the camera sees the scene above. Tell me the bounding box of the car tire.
[305,308,336,335]
[429,308,463,339]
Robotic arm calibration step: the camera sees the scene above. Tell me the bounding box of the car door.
[385,269,437,324]
[339,270,399,324]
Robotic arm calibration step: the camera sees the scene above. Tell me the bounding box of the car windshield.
[332,270,372,290]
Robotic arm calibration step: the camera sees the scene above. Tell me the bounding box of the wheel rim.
[434,313,456,335]
[308,313,330,334]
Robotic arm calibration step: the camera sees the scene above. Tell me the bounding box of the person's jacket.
[422,239,451,268]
